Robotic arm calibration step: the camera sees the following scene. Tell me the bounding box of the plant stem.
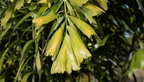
[136,0,144,16]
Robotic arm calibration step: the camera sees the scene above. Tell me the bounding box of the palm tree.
[0,0,144,82]
[0,0,108,81]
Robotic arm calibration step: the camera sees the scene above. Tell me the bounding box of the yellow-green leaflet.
[36,51,41,71]
[128,49,144,77]
[15,0,24,10]
[84,3,104,16]
[51,34,68,74]
[68,0,88,7]
[26,0,31,3]
[21,72,32,82]
[65,34,80,74]
[1,10,12,26]
[69,16,96,39]
[45,22,65,60]
[38,0,48,3]
[1,0,25,26]
[99,0,108,10]
[32,15,56,26]
[51,33,80,74]
[38,0,51,7]
[65,0,75,15]
[80,8,95,24]
[68,25,91,64]
[10,0,13,2]
[35,4,50,17]
[42,1,63,16]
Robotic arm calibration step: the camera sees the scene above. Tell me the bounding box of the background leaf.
[21,72,32,82]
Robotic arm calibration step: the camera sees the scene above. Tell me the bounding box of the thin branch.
[136,0,144,16]
[133,73,137,82]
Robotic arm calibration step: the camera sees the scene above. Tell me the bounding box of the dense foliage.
[0,0,144,82]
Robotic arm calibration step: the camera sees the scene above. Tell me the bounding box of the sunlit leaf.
[10,0,14,2]
[65,34,80,73]
[51,34,68,74]
[32,15,56,26]
[69,16,96,39]
[45,22,65,60]
[51,33,80,74]
[80,8,95,24]
[38,0,48,3]
[26,0,31,3]
[68,25,91,64]
[38,0,51,8]
[65,0,75,15]
[0,0,110,80]
[68,0,88,6]
[15,0,24,10]
[84,3,104,16]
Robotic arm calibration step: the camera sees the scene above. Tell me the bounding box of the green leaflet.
[1,0,25,26]
[42,0,63,16]
[32,15,57,26]
[0,47,10,72]
[80,8,95,24]
[0,42,15,72]
[94,35,109,49]
[14,56,33,82]
[20,40,34,64]
[69,16,96,39]
[36,51,41,72]
[14,12,32,30]
[128,49,144,77]
[35,4,50,17]
[0,0,6,6]
[0,77,4,82]
[1,11,32,37]
[48,16,64,38]
[14,39,34,82]
[0,23,12,41]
